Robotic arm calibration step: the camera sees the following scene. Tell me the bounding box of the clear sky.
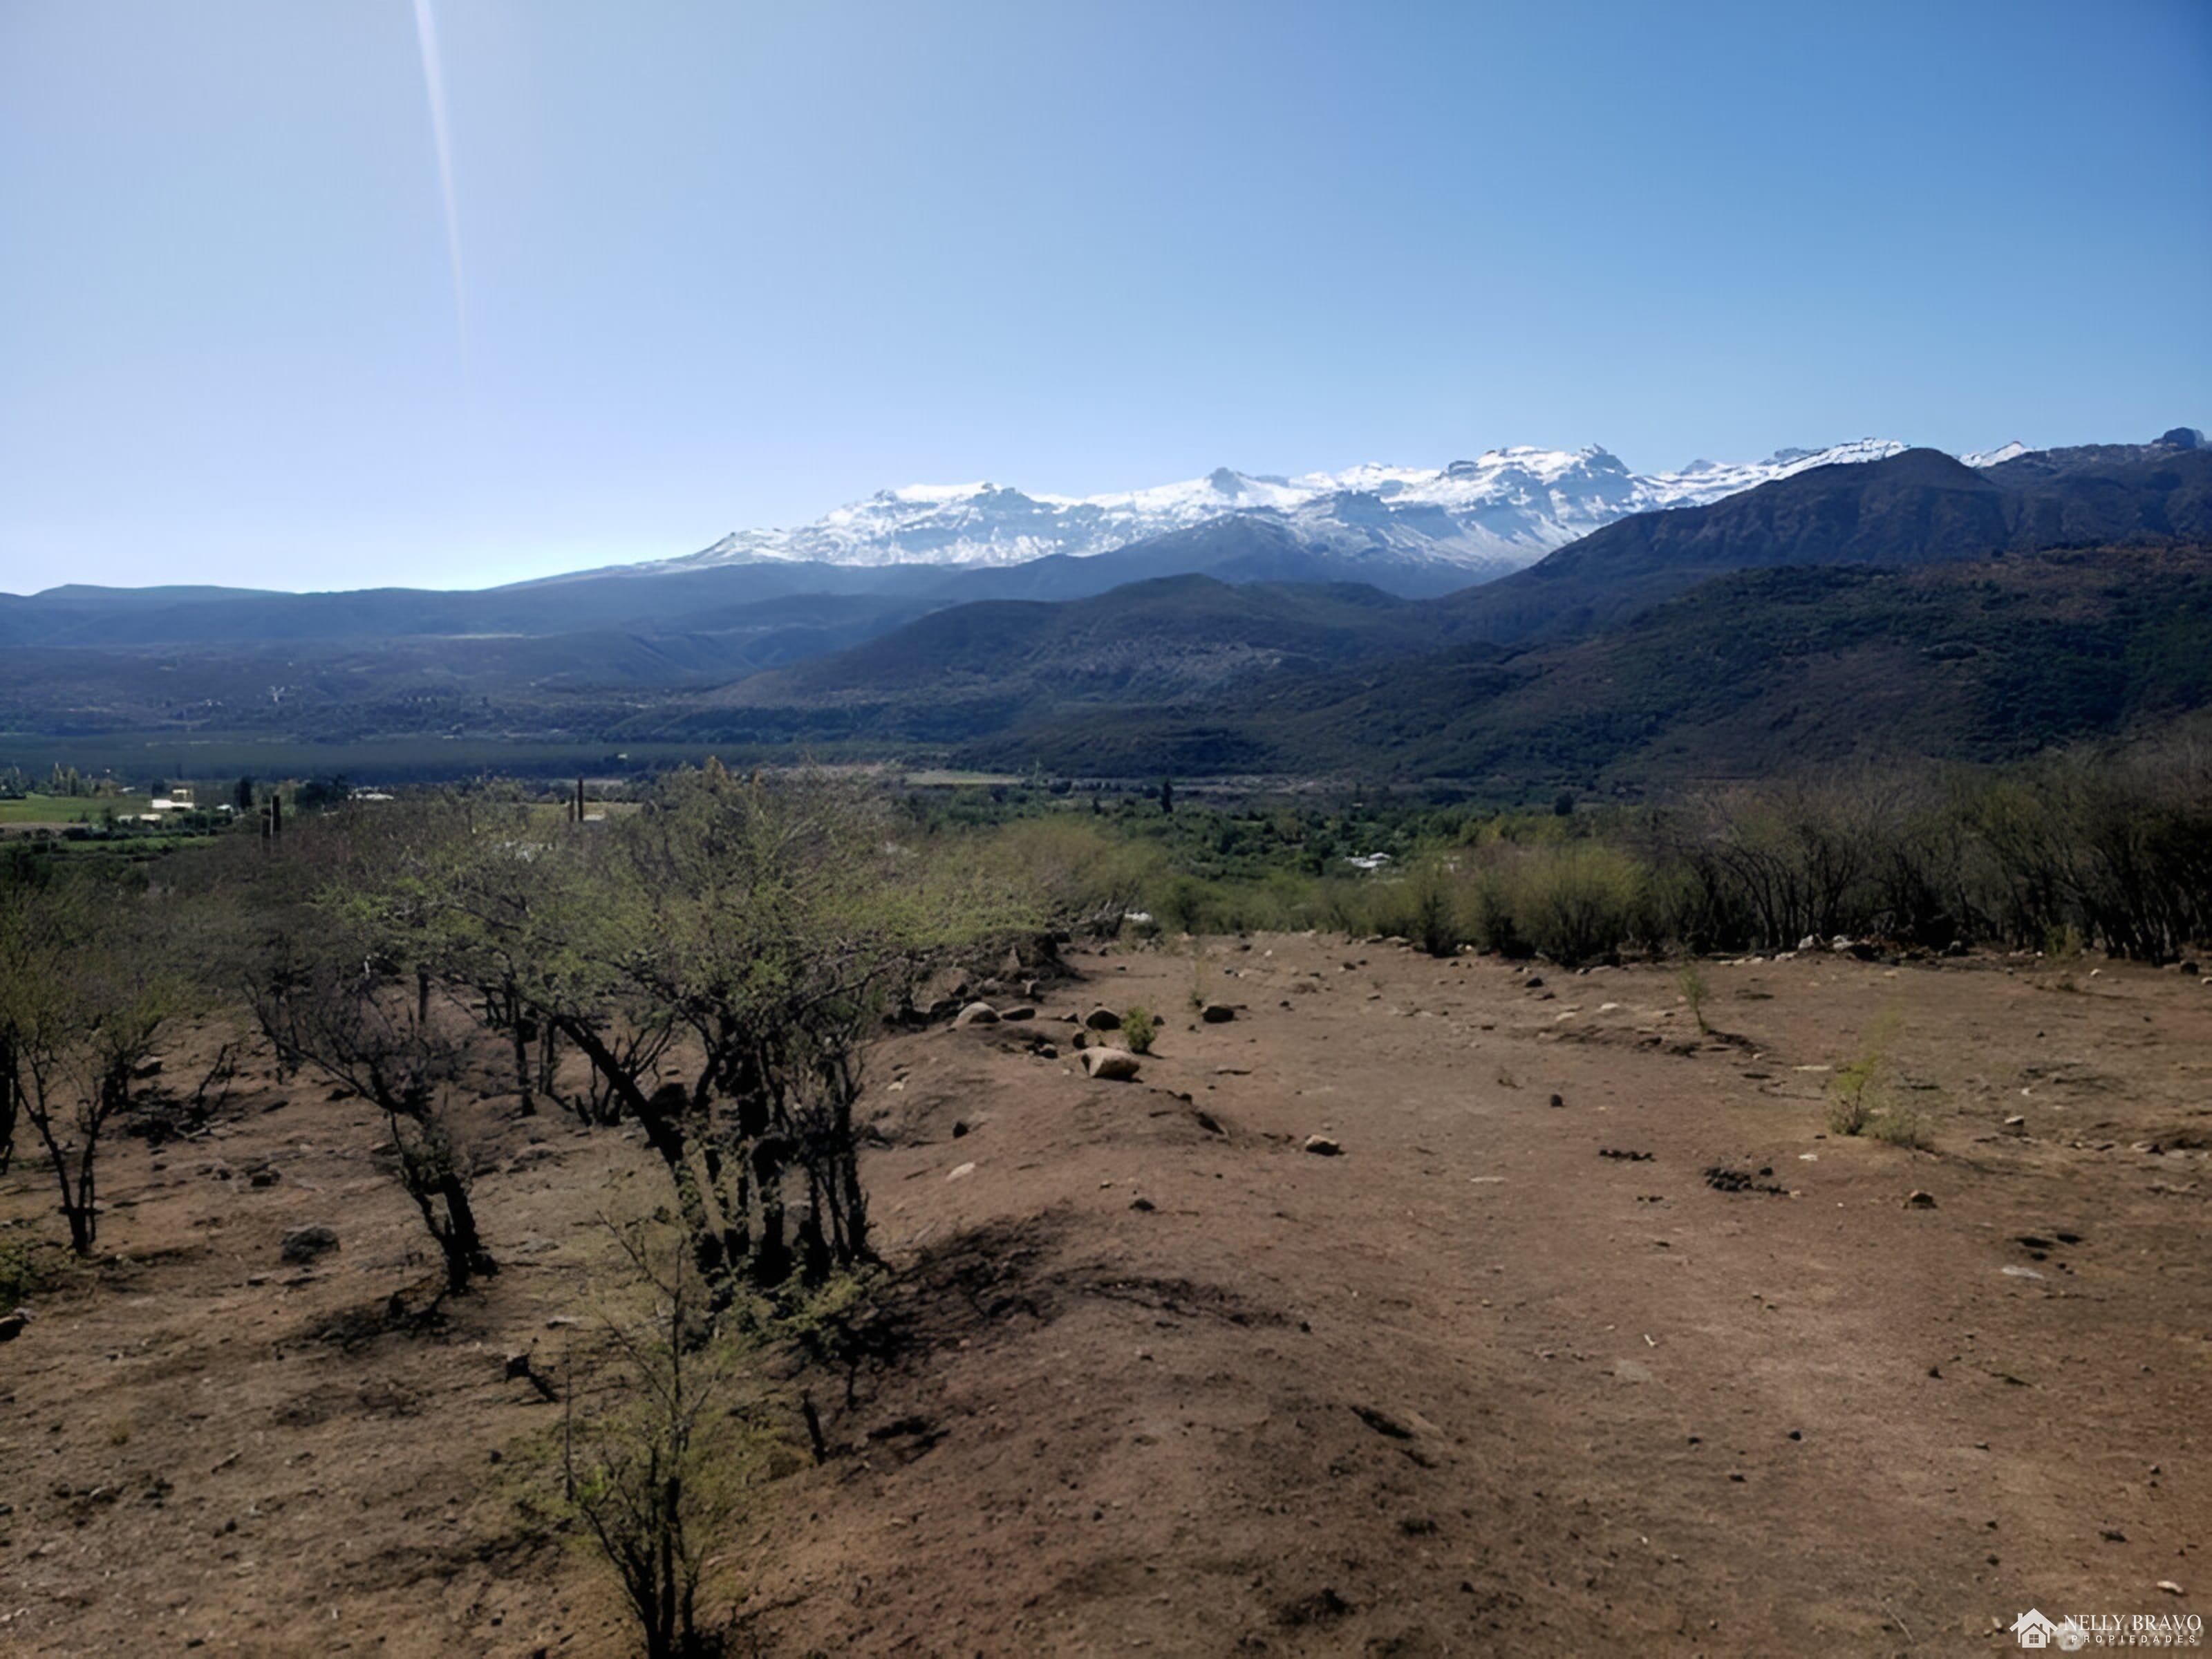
[2,0,2207,594]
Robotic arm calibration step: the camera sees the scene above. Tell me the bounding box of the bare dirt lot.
[3,936,2207,1656]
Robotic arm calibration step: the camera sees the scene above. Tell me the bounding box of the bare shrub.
[1678,967,1711,1035]
[558,1223,763,1659]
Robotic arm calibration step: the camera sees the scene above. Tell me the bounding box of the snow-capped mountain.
[637,438,2014,579]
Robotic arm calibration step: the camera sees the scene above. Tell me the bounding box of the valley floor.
[2,938,2207,1655]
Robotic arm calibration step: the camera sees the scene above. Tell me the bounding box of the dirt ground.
[2,935,2207,1656]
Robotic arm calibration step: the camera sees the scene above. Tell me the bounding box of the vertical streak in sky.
[411,0,468,367]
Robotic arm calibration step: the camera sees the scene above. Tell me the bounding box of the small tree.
[562,1222,756,1659]
[399,767,1031,1302]
[1678,966,1711,1035]
[229,799,505,1293]
[1,877,185,1255]
[248,948,497,1293]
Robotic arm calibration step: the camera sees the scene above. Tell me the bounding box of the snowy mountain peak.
[637,437,1996,579]
[1963,440,2028,467]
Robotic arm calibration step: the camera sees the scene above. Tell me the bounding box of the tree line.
[1,766,1033,1300]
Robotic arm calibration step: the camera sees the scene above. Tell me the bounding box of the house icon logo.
[2011,1610,2089,1651]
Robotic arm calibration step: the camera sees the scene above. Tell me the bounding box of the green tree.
[363,768,1033,1300]
[2,875,187,1254]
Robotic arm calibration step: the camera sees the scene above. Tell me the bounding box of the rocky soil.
[2,936,2207,1656]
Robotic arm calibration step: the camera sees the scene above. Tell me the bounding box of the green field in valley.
[0,793,155,825]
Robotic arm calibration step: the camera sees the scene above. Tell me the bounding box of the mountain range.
[1,427,2206,790]
[596,438,1931,581]
[628,429,2212,777]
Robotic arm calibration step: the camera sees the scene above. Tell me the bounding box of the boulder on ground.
[1000,1006,1036,1022]
[953,1001,1001,1028]
[1084,1006,1123,1031]
[1200,1003,1237,1024]
[1303,1134,1344,1156]
[281,1224,340,1264]
[1082,1047,1141,1081]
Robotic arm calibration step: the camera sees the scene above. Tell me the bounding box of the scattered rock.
[1548,1093,1566,1109]
[1084,1006,1123,1031]
[2001,1265,2045,1280]
[245,1165,281,1188]
[1081,1048,1140,1081]
[1905,1190,1938,1208]
[999,1006,1035,1022]
[946,1162,977,1181]
[279,1225,339,1266]
[2158,1581,2186,1596]
[1350,1404,1419,1438]
[1129,1197,1155,1212]
[1598,1147,1653,1162]
[1522,976,1545,990]
[1200,1003,1237,1024]
[953,1001,1000,1028]
[0,1308,28,1343]
[1302,1134,1344,1156]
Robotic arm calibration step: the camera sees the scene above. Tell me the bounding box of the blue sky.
[2,0,2206,594]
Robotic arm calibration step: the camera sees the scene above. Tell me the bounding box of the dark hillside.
[1434,438,2212,648]
[1430,449,2012,644]
[961,545,2212,784]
